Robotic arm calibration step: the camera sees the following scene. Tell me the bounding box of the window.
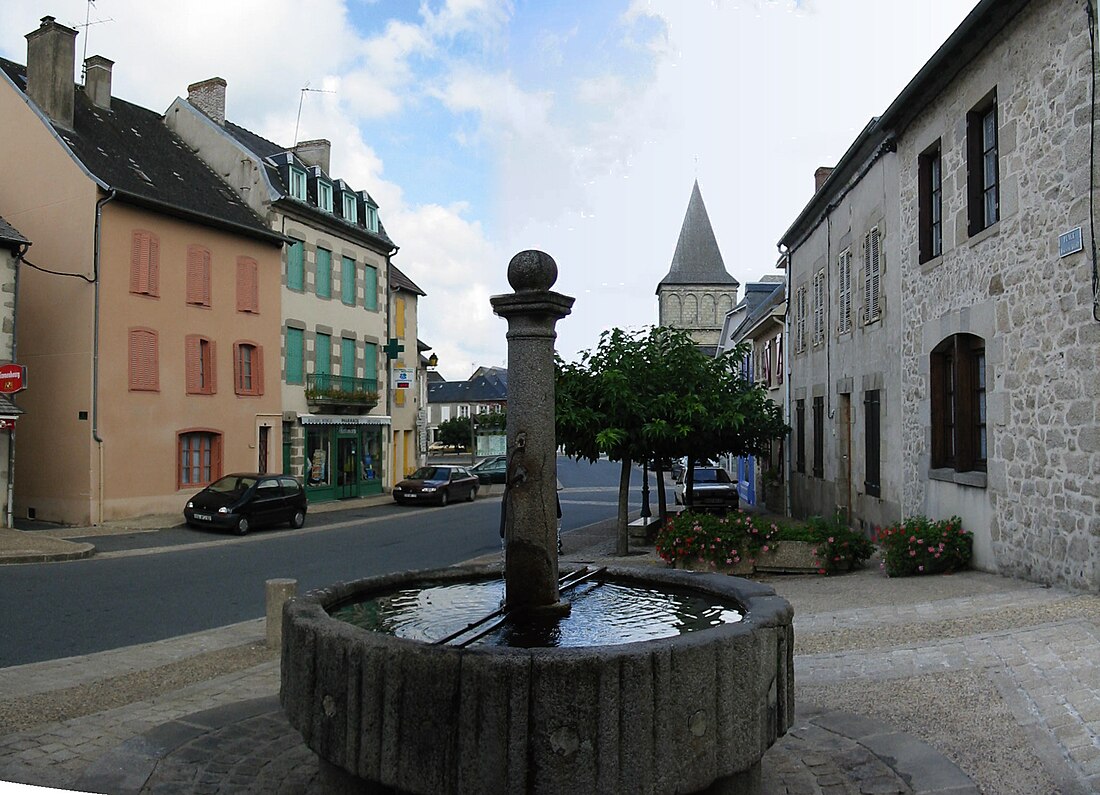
[129,230,160,297]
[812,396,824,478]
[864,390,881,497]
[863,227,881,324]
[342,193,358,223]
[315,248,332,299]
[365,201,379,233]
[967,92,998,236]
[341,256,356,305]
[185,335,216,394]
[931,334,987,473]
[236,257,258,313]
[795,284,807,353]
[233,342,264,396]
[763,339,772,387]
[364,265,378,311]
[128,328,159,391]
[812,269,825,346]
[837,249,852,334]
[286,327,304,384]
[918,143,943,262]
[287,239,305,291]
[795,399,805,474]
[315,332,331,376]
[289,167,307,201]
[317,181,333,213]
[186,245,211,306]
[775,334,784,384]
[178,431,222,488]
[341,337,356,376]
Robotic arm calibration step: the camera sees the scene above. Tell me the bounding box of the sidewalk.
[1,513,1099,793]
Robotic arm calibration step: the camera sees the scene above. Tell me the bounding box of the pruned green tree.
[438,417,472,451]
[556,326,787,555]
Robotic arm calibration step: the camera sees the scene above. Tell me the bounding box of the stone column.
[490,251,574,612]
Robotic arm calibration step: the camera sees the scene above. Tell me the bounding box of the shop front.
[299,414,388,502]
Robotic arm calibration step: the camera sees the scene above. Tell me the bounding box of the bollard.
[266,578,298,649]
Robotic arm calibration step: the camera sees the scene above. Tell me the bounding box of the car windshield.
[693,468,730,483]
[208,475,257,494]
[409,467,448,481]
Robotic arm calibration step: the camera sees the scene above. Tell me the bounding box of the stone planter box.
[674,541,820,575]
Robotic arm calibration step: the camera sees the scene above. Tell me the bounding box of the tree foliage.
[438,417,471,450]
[556,326,788,554]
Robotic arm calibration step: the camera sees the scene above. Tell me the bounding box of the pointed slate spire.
[656,180,738,291]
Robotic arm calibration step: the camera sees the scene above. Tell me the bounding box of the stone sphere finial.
[507,250,557,292]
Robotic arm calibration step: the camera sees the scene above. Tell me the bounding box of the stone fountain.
[281,251,794,794]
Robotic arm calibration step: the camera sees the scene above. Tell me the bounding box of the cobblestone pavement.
[2,531,1099,793]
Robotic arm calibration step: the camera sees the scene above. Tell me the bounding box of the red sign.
[0,419,15,431]
[0,364,25,394]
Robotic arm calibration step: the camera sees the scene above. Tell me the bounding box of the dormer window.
[289,167,307,201]
[365,202,379,233]
[342,193,358,224]
[317,181,333,213]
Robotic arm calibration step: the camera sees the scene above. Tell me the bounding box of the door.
[838,394,852,522]
[337,437,359,499]
[258,426,270,474]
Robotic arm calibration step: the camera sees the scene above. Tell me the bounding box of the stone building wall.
[657,286,736,346]
[898,0,1100,590]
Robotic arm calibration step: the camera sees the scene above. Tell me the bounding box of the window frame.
[795,284,807,353]
[342,193,358,223]
[967,91,999,236]
[236,256,259,314]
[186,245,211,307]
[129,230,160,298]
[289,167,308,201]
[233,341,264,396]
[128,327,159,392]
[837,249,852,334]
[918,142,943,262]
[341,256,356,306]
[287,239,305,292]
[285,327,305,385]
[863,227,882,324]
[812,268,825,346]
[930,334,987,474]
[795,399,806,474]
[317,180,333,213]
[185,334,217,395]
[365,202,379,233]
[315,331,332,376]
[315,247,332,299]
[812,396,824,478]
[178,429,222,489]
[864,389,881,497]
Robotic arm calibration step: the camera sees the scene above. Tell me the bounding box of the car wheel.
[439,491,449,507]
[289,508,306,529]
[466,486,476,502]
[235,516,249,536]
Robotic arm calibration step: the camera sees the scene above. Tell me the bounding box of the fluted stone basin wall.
[282,564,794,795]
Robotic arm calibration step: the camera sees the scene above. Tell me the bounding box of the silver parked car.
[674,466,739,513]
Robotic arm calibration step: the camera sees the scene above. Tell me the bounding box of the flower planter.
[674,557,755,576]
[753,541,820,574]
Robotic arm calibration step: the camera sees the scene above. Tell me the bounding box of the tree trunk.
[685,456,696,510]
[617,456,631,556]
[656,465,668,522]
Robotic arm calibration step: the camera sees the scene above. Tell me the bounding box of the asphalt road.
[0,457,664,667]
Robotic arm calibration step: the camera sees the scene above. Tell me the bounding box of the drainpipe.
[780,244,792,519]
[7,242,29,528]
[92,189,117,525]
[384,244,399,485]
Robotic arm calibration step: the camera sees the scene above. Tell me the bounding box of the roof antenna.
[75,0,114,83]
[293,81,336,146]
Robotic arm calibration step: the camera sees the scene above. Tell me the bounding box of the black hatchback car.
[184,473,307,535]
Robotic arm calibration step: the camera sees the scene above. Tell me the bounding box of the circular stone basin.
[281,563,794,795]
[329,576,744,648]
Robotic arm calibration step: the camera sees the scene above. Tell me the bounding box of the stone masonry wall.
[898,0,1100,590]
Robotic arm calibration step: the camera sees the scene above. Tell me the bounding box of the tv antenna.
[293,81,337,146]
[75,0,114,82]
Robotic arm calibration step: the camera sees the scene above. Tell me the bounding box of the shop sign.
[0,364,26,394]
[392,368,414,389]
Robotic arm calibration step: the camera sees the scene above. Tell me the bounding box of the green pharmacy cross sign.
[384,338,404,360]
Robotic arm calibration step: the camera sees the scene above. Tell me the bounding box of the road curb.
[0,541,95,565]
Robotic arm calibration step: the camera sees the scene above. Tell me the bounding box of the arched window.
[930,334,986,472]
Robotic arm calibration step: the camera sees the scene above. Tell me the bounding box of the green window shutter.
[363,341,377,388]
[341,338,356,376]
[364,265,378,311]
[315,332,331,376]
[316,248,331,298]
[286,327,304,384]
[288,240,304,291]
[342,256,356,305]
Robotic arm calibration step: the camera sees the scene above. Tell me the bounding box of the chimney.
[83,55,113,110]
[814,166,834,193]
[294,139,331,174]
[188,77,227,125]
[25,16,78,129]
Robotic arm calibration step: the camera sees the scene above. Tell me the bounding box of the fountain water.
[281,251,794,794]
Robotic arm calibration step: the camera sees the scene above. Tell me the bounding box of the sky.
[1,0,981,381]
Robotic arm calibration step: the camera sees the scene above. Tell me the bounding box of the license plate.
[193,513,212,521]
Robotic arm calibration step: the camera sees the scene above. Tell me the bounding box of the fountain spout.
[490,250,574,612]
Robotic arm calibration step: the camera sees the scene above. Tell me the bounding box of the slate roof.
[428,371,508,404]
[219,117,395,247]
[390,265,426,297]
[657,180,738,290]
[0,215,28,248]
[0,58,280,245]
[730,281,785,343]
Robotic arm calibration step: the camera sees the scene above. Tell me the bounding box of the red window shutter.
[147,234,160,297]
[187,246,211,306]
[130,233,143,293]
[233,342,242,394]
[212,435,223,481]
[207,339,217,394]
[254,345,264,396]
[237,257,259,313]
[185,335,200,393]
